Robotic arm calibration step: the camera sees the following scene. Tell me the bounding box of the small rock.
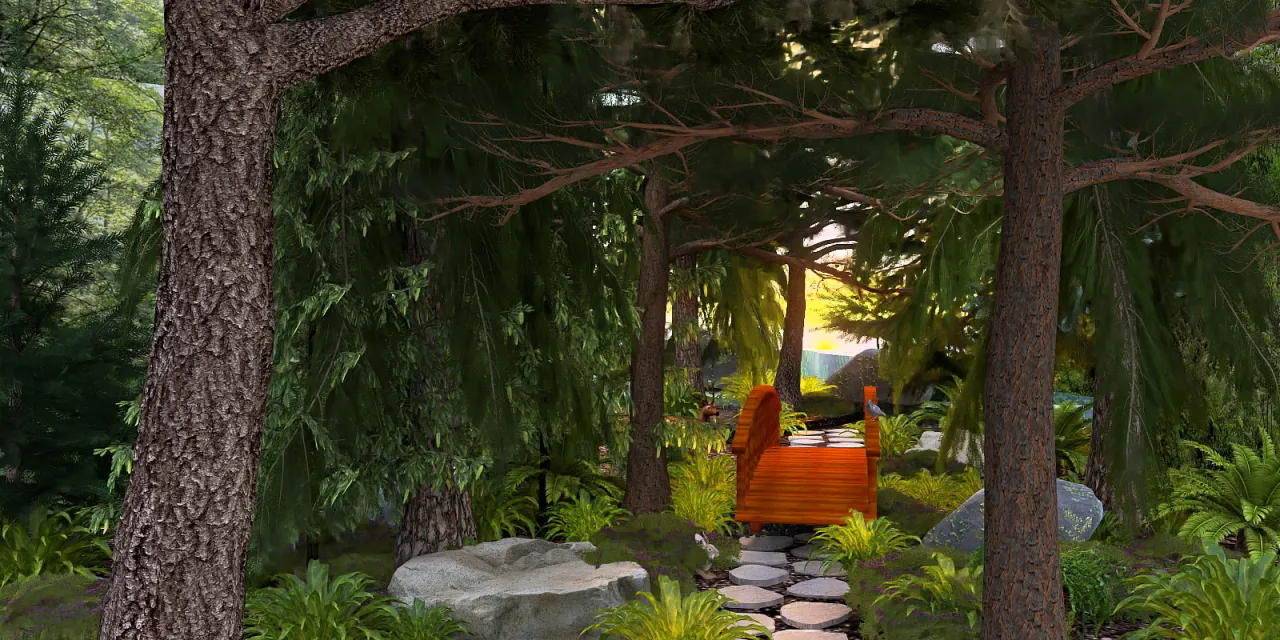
[729,564,791,587]
[793,560,846,577]
[787,578,849,601]
[773,630,849,639]
[828,443,864,448]
[732,612,777,636]
[738,550,789,567]
[792,532,814,544]
[719,585,784,610]
[740,535,796,552]
[780,602,853,629]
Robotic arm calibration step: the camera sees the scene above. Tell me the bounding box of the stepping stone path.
[787,578,848,601]
[732,613,776,637]
[704,530,856,639]
[730,564,791,587]
[738,550,790,567]
[790,545,831,560]
[721,585,784,610]
[794,560,846,577]
[781,602,853,629]
[782,430,865,448]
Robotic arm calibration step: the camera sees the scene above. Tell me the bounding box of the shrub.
[852,415,921,458]
[1115,539,1280,639]
[1155,428,1280,557]
[0,509,109,588]
[0,574,103,639]
[879,468,982,512]
[704,533,741,571]
[543,491,630,542]
[878,449,968,477]
[585,513,708,593]
[874,551,983,631]
[470,479,538,543]
[1060,549,1121,633]
[243,560,465,640]
[811,512,919,574]
[670,455,735,535]
[875,489,948,539]
[583,575,770,640]
[1053,402,1092,477]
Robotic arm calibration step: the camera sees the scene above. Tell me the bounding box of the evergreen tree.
[0,72,145,517]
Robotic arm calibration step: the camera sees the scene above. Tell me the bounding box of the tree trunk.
[98,11,280,640]
[774,261,806,405]
[394,484,476,566]
[1084,374,1115,513]
[622,175,673,515]
[672,253,702,392]
[981,22,1068,640]
[394,221,477,567]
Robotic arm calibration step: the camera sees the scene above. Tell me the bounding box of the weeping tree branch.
[262,0,738,88]
[1057,4,1280,106]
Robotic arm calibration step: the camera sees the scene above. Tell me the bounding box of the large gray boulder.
[388,538,649,640]
[922,479,1105,554]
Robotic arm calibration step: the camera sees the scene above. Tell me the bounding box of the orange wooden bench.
[732,385,881,534]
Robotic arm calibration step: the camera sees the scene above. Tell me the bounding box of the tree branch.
[258,0,311,23]
[264,0,736,88]
[1057,9,1280,106]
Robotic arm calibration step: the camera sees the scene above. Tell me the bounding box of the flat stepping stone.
[732,612,776,636]
[828,442,864,448]
[740,535,795,552]
[738,550,789,567]
[773,632,848,640]
[793,560,846,577]
[829,430,859,437]
[780,602,853,629]
[719,585,784,611]
[790,544,831,560]
[787,577,849,601]
[791,430,824,436]
[788,437,824,444]
[792,532,814,543]
[730,564,791,587]
[826,436,863,442]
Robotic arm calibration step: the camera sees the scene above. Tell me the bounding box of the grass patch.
[878,449,968,477]
[877,488,948,539]
[0,574,103,639]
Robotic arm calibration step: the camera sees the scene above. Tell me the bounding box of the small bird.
[866,401,887,418]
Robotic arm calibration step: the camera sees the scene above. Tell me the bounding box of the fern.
[875,552,983,631]
[0,510,109,588]
[1115,539,1280,640]
[1155,428,1280,557]
[583,575,770,640]
[543,491,630,542]
[811,512,919,574]
[1054,402,1092,478]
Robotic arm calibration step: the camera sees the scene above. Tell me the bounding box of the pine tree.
[0,72,145,517]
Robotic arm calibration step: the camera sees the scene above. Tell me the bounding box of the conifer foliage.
[0,72,143,517]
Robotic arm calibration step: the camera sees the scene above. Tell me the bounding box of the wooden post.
[864,385,880,519]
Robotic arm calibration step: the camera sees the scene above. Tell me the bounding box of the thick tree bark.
[394,484,476,566]
[98,8,280,640]
[671,253,702,392]
[394,222,477,567]
[622,176,673,515]
[774,261,807,405]
[1084,373,1115,513]
[981,22,1068,640]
